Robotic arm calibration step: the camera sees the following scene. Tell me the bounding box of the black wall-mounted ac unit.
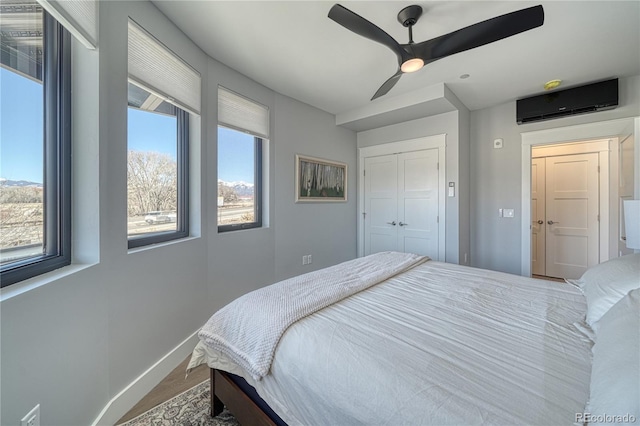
[516,78,618,124]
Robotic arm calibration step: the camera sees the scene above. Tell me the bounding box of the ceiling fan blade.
[329,4,410,63]
[412,5,544,61]
[371,69,403,100]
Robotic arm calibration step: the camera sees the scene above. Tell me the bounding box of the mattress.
[191,260,592,425]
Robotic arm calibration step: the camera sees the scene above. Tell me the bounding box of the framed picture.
[295,154,347,202]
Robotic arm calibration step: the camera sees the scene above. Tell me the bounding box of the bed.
[188,251,640,425]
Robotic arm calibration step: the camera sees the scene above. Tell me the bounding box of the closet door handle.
[387,221,396,226]
[547,220,559,225]
[399,222,408,227]
[537,220,544,224]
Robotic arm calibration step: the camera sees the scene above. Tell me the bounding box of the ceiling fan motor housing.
[397,5,423,27]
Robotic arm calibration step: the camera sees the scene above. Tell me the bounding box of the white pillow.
[585,288,639,423]
[576,254,640,330]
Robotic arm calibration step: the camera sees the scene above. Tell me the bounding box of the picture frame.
[295,154,347,202]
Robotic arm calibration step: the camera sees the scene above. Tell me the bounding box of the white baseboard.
[92,330,200,426]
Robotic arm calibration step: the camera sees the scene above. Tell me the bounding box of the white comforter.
[190,260,592,425]
[198,251,427,380]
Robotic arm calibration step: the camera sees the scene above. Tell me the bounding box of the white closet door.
[531,157,546,276]
[545,153,599,279]
[364,155,398,255]
[397,150,439,257]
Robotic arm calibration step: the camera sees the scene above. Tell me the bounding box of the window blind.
[218,86,270,139]
[128,19,201,116]
[36,0,97,49]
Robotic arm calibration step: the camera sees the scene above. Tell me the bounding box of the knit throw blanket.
[198,251,429,380]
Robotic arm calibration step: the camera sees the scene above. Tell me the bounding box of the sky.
[1,67,255,185]
[218,126,255,184]
[1,67,44,183]
[128,108,177,157]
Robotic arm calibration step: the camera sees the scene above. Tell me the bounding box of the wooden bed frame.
[210,368,279,426]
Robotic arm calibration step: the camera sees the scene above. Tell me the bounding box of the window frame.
[127,108,190,249]
[217,132,263,233]
[0,12,72,288]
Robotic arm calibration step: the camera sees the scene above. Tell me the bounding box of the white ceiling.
[152,1,640,116]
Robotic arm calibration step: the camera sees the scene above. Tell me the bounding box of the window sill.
[216,225,269,235]
[127,234,200,255]
[0,262,98,302]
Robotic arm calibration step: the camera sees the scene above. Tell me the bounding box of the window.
[127,19,200,248]
[127,83,189,247]
[217,87,269,232]
[217,127,262,231]
[0,1,71,287]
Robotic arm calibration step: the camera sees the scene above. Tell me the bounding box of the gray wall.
[453,95,471,266]
[0,1,357,425]
[273,94,358,281]
[470,75,640,274]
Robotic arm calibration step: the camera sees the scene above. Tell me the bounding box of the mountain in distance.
[2,177,251,194]
[218,179,254,197]
[0,178,43,188]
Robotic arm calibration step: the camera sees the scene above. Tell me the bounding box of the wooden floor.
[116,356,210,424]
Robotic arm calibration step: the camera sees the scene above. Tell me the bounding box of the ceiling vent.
[516,78,618,124]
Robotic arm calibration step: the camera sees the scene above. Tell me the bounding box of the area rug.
[118,380,240,426]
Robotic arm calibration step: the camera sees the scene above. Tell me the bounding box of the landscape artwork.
[295,154,347,202]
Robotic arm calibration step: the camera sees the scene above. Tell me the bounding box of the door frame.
[520,117,636,277]
[531,157,546,276]
[358,134,446,260]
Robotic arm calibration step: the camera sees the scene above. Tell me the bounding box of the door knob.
[399,222,408,227]
[387,221,396,226]
[537,220,544,224]
[547,220,558,225]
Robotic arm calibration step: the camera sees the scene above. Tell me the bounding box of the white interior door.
[364,155,398,255]
[545,153,599,279]
[531,158,546,275]
[397,150,439,257]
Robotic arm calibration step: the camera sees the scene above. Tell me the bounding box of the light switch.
[448,182,455,197]
[503,208,515,218]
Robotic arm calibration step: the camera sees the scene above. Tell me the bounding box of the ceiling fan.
[328,3,544,100]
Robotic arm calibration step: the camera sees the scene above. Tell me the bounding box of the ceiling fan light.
[401,58,424,73]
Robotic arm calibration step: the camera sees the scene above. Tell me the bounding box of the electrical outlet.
[302,255,307,265]
[21,405,40,426]
[307,254,312,264]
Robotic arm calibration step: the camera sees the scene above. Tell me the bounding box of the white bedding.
[198,251,427,380]
[191,260,592,425]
